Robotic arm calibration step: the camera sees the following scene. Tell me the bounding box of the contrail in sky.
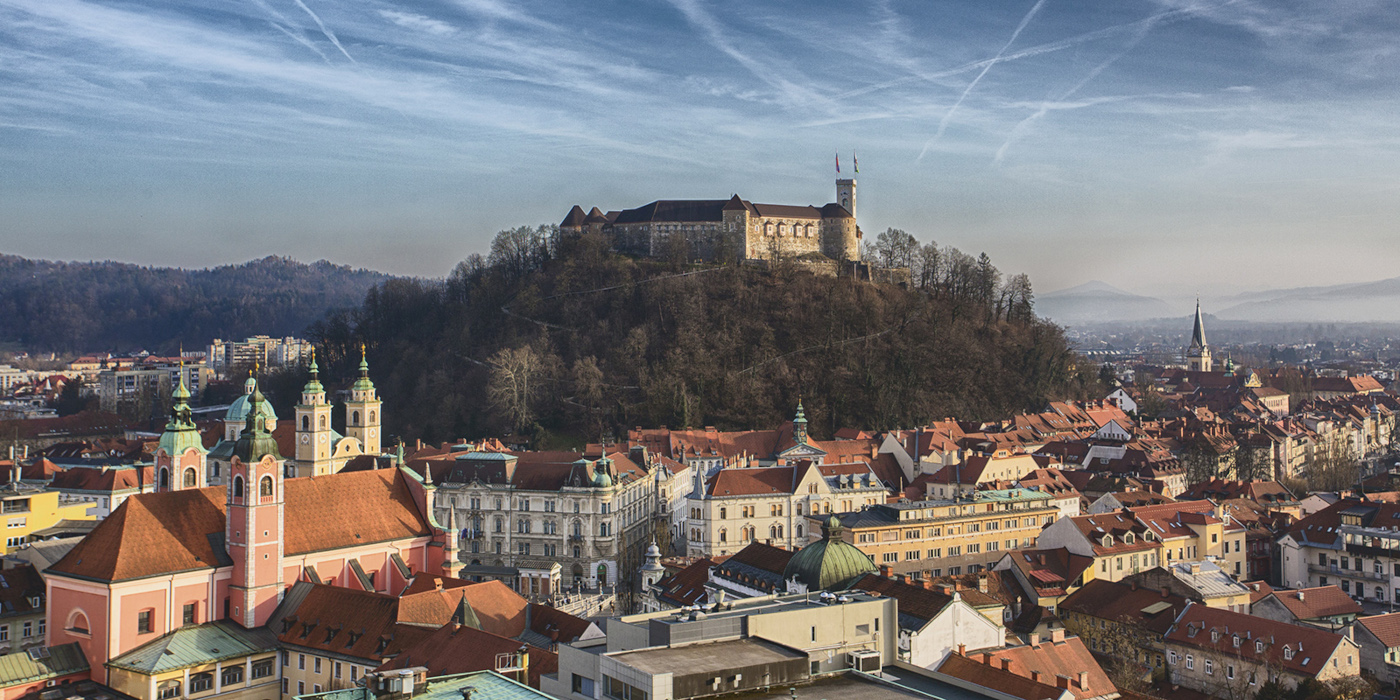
[291,0,356,63]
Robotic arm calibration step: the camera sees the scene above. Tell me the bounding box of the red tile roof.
[1165,604,1346,677]
[276,584,436,662]
[979,636,1114,700]
[48,469,433,582]
[458,580,528,638]
[1357,611,1400,648]
[1261,586,1361,621]
[375,623,557,689]
[937,653,1070,700]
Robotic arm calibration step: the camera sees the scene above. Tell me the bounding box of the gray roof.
[106,621,278,674]
[296,670,553,700]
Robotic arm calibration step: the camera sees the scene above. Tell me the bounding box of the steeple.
[442,508,463,578]
[226,385,286,628]
[345,343,382,455]
[157,368,207,491]
[1186,299,1213,372]
[293,348,333,477]
[639,538,665,593]
[301,348,325,401]
[793,398,809,445]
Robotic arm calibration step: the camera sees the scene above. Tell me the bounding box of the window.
[314,657,322,674]
[36,619,44,636]
[183,469,197,488]
[1186,655,1194,670]
[183,603,196,626]
[335,662,343,679]
[1226,664,1234,680]
[883,552,898,563]
[299,654,306,670]
[572,675,596,696]
[259,476,273,497]
[351,666,359,681]
[605,676,648,700]
[314,685,322,694]
[22,622,31,638]
[1205,659,1214,675]
[298,682,305,696]
[233,476,244,499]
[137,610,152,634]
[190,672,213,693]
[157,681,181,700]
[222,666,244,686]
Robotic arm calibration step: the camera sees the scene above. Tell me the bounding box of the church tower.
[226,388,285,629]
[639,538,664,593]
[793,399,809,445]
[1187,300,1213,372]
[345,346,382,455]
[156,373,207,491]
[293,350,333,477]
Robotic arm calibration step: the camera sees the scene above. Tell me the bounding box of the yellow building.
[105,621,280,700]
[0,483,96,554]
[829,488,1059,578]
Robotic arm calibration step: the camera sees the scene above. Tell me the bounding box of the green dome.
[302,352,324,396]
[783,516,876,591]
[232,389,282,463]
[226,379,278,424]
[159,377,206,456]
[352,345,376,392]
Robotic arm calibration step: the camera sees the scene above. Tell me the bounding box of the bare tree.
[487,345,549,433]
[1310,438,1360,492]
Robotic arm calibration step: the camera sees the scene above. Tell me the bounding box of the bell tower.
[156,372,207,491]
[345,345,382,455]
[293,349,333,477]
[226,388,285,629]
[1186,300,1213,372]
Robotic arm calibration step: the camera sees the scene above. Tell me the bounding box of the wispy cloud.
[290,0,355,63]
[377,10,455,37]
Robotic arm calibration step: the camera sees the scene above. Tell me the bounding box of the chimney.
[1051,628,1065,643]
[1161,586,1170,598]
[1130,580,1138,591]
[896,574,908,584]
[1078,672,1088,689]
[879,565,892,578]
[978,576,988,593]
[1031,671,1041,683]
[1000,658,1011,671]
[1056,676,1070,690]
[922,579,935,590]
[957,644,966,657]
[1297,591,1305,601]
[1029,633,1041,646]
[982,653,995,666]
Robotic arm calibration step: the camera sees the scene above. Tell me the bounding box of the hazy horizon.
[3,0,1399,296]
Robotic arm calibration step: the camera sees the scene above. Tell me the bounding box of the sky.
[2,0,1399,298]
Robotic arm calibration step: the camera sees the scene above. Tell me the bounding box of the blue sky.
[2,0,1398,298]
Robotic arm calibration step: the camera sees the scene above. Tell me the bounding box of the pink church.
[43,384,454,684]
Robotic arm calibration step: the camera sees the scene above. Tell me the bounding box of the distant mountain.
[0,255,395,352]
[1215,276,1400,322]
[1036,281,1175,324]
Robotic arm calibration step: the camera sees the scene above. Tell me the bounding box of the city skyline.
[2,0,1398,296]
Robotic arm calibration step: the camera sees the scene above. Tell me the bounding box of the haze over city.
[3,0,1399,295]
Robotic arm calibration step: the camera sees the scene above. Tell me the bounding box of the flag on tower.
[854,151,859,174]
[835,151,841,173]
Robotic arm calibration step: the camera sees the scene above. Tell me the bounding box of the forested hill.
[0,255,392,352]
[300,228,1103,445]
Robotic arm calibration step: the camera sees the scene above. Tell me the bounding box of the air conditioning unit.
[850,649,881,673]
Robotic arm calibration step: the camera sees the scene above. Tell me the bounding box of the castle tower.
[836,178,856,220]
[226,388,285,628]
[156,373,207,491]
[293,350,334,477]
[1187,300,1213,372]
[345,345,382,455]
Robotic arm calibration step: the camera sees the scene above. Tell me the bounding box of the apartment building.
[833,488,1059,578]
[686,461,886,558]
[1036,500,1245,582]
[1279,498,1400,604]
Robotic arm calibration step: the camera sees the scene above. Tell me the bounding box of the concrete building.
[1279,498,1400,604]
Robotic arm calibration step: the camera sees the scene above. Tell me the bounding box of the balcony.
[1309,563,1388,581]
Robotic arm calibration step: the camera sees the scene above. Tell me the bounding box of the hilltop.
[299,229,1102,444]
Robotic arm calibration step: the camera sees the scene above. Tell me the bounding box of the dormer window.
[1211,630,1220,643]
[1256,640,1265,653]
[1124,533,1135,544]
[1233,635,1241,648]
[1283,646,1294,660]
[1102,535,1113,547]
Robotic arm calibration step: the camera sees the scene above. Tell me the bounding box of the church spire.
[1190,299,1207,351]
[793,398,809,445]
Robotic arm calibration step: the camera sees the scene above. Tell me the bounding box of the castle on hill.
[560,177,862,263]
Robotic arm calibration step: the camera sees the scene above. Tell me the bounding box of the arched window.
[318,416,326,430]
[259,476,273,498]
[369,410,376,424]
[158,468,170,490]
[232,476,244,499]
[596,563,608,584]
[719,528,727,542]
[572,521,582,537]
[494,517,503,533]
[66,610,90,634]
[352,410,360,426]
[301,416,309,431]
[183,468,196,488]
[796,523,804,539]
[769,525,778,540]
[572,546,581,559]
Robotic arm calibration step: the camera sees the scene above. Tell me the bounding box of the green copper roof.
[232,389,282,463]
[107,621,277,674]
[782,515,876,591]
[302,352,325,396]
[226,377,278,423]
[295,671,553,700]
[0,642,89,685]
[159,376,206,456]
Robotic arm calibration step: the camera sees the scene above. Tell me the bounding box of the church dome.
[782,515,876,591]
[226,378,278,424]
[232,389,282,463]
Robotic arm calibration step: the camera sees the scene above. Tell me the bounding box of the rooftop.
[609,637,804,676]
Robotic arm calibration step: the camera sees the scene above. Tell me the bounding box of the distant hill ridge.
[0,254,395,352]
[1036,280,1174,324]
